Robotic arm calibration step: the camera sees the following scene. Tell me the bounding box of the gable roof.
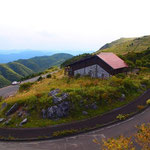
[96,52,128,69]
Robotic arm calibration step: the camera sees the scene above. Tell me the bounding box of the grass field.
[0,67,149,128]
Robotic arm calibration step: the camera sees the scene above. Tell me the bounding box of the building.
[66,52,128,78]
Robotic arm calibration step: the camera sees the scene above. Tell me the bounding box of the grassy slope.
[0,64,23,82]
[16,53,73,72]
[7,62,34,77]
[0,75,11,88]
[97,35,150,54]
[0,68,149,128]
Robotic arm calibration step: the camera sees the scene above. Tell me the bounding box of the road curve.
[0,103,150,149]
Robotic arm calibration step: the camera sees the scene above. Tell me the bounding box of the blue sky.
[0,0,150,53]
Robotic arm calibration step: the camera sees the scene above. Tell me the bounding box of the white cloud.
[0,0,149,51]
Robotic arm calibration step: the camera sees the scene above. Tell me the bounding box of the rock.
[0,118,4,123]
[5,103,19,116]
[1,102,7,110]
[119,94,126,101]
[52,96,63,104]
[91,102,98,110]
[48,89,60,97]
[42,109,46,119]
[56,107,63,118]
[18,111,23,117]
[47,101,70,119]
[121,94,125,99]
[20,118,28,126]
[52,93,69,104]
[4,118,11,125]
[82,111,88,115]
[47,106,55,119]
[61,93,69,100]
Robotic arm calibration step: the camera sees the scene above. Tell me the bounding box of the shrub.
[141,79,150,88]
[75,73,81,79]
[52,129,78,137]
[146,99,150,105]
[122,78,138,93]
[116,73,126,79]
[19,82,33,92]
[137,105,145,110]
[46,74,51,78]
[116,114,129,120]
[37,76,43,81]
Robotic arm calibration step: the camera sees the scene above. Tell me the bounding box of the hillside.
[97,35,150,54]
[7,62,34,77]
[16,53,73,72]
[0,48,150,128]
[0,53,73,88]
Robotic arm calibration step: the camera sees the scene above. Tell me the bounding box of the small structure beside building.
[65,52,128,78]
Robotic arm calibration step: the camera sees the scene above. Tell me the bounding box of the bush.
[74,73,81,79]
[122,78,138,93]
[19,82,33,92]
[146,99,150,105]
[37,76,43,81]
[116,114,129,120]
[52,129,78,137]
[137,105,145,110]
[115,73,126,79]
[46,74,51,78]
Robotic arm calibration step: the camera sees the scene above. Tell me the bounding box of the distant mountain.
[0,53,73,88]
[0,50,54,63]
[0,50,94,63]
[97,35,150,54]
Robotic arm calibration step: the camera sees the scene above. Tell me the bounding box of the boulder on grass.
[0,118,4,123]
[91,102,98,110]
[48,89,60,97]
[20,118,28,126]
[82,111,88,115]
[5,103,19,116]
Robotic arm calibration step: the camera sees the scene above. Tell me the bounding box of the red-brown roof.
[97,52,128,69]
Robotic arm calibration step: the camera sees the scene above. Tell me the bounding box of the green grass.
[96,35,150,54]
[0,67,149,128]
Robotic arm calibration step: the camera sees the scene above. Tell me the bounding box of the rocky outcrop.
[42,89,70,119]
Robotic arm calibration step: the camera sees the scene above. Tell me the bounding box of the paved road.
[0,105,149,150]
[0,72,56,98]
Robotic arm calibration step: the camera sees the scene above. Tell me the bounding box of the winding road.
[0,74,149,149]
[0,72,55,98]
[0,105,149,149]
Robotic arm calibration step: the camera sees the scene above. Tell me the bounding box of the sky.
[0,0,150,53]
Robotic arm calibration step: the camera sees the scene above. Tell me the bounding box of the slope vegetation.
[97,35,150,54]
[7,62,34,77]
[16,53,73,72]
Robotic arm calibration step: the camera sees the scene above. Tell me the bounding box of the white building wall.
[74,64,110,78]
